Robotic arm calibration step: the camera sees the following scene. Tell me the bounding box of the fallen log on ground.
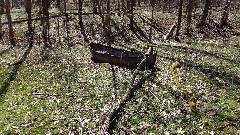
[100,48,153,134]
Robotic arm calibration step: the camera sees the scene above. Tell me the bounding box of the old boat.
[89,42,157,69]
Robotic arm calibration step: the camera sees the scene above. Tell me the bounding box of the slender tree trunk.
[0,12,2,39]
[25,0,33,47]
[42,0,50,46]
[175,0,183,41]
[93,0,98,13]
[96,0,109,45]
[5,0,16,46]
[149,0,155,42]
[0,0,3,13]
[106,0,111,45]
[220,0,231,28]
[197,0,212,28]
[121,0,125,12]
[63,0,69,44]
[186,0,194,35]
[78,0,83,26]
[0,0,3,39]
[129,0,135,29]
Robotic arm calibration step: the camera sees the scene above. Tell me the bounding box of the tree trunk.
[0,0,3,39]
[41,0,50,46]
[0,0,3,13]
[93,0,98,13]
[25,0,33,47]
[78,0,83,26]
[197,0,212,28]
[186,0,194,35]
[220,0,231,28]
[96,0,109,45]
[5,0,16,46]
[105,0,111,45]
[149,0,155,42]
[175,0,183,41]
[129,0,135,29]
[0,12,2,39]
[121,0,125,12]
[0,0,4,25]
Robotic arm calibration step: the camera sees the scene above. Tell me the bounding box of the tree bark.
[149,0,155,42]
[25,0,33,47]
[96,0,109,45]
[0,0,3,39]
[0,0,3,13]
[41,0,50,46]
[0,12,2,39]
[220,0,231,28]
[106,0,111,45]
[129,0,135,29]
[5,0,16,46]
[121,0,125,12]
[175,0,183,41]
[93,0,98,13]
[186,0,194,35]
[78,0,83,26]
[197,0,212,28]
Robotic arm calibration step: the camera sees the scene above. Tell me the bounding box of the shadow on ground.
[0,46,32,101]
[108,71,156,134]
[0,46,13,56]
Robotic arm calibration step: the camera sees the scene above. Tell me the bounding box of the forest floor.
[0,7,240,134]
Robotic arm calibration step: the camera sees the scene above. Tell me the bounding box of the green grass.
[0,45,134,134]
[114,36,240,134]
[1,37,239,134]
[0,7,240,134]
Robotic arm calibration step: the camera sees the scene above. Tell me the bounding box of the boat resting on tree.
[89,42,157,69]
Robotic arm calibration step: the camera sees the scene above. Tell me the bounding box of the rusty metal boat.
[89,42,157,69]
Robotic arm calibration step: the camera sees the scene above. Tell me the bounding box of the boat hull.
[89,43,156,69]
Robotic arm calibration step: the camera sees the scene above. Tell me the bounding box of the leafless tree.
[106,0,112,45]
[129,0,136,29]
[149,0,155,42]
[0,0,4,39]
[41,0,50,47]
[186,0,194,35]
[78,0,83,26]
[220,0,231,28]
[175,0,183,41]
[5,0,16,46]
[25,0,33,47]
[197,0,212,28]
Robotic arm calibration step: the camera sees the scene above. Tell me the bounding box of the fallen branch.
[100,54,150,134]
[162,24,176,41]
[137,14,164,34]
